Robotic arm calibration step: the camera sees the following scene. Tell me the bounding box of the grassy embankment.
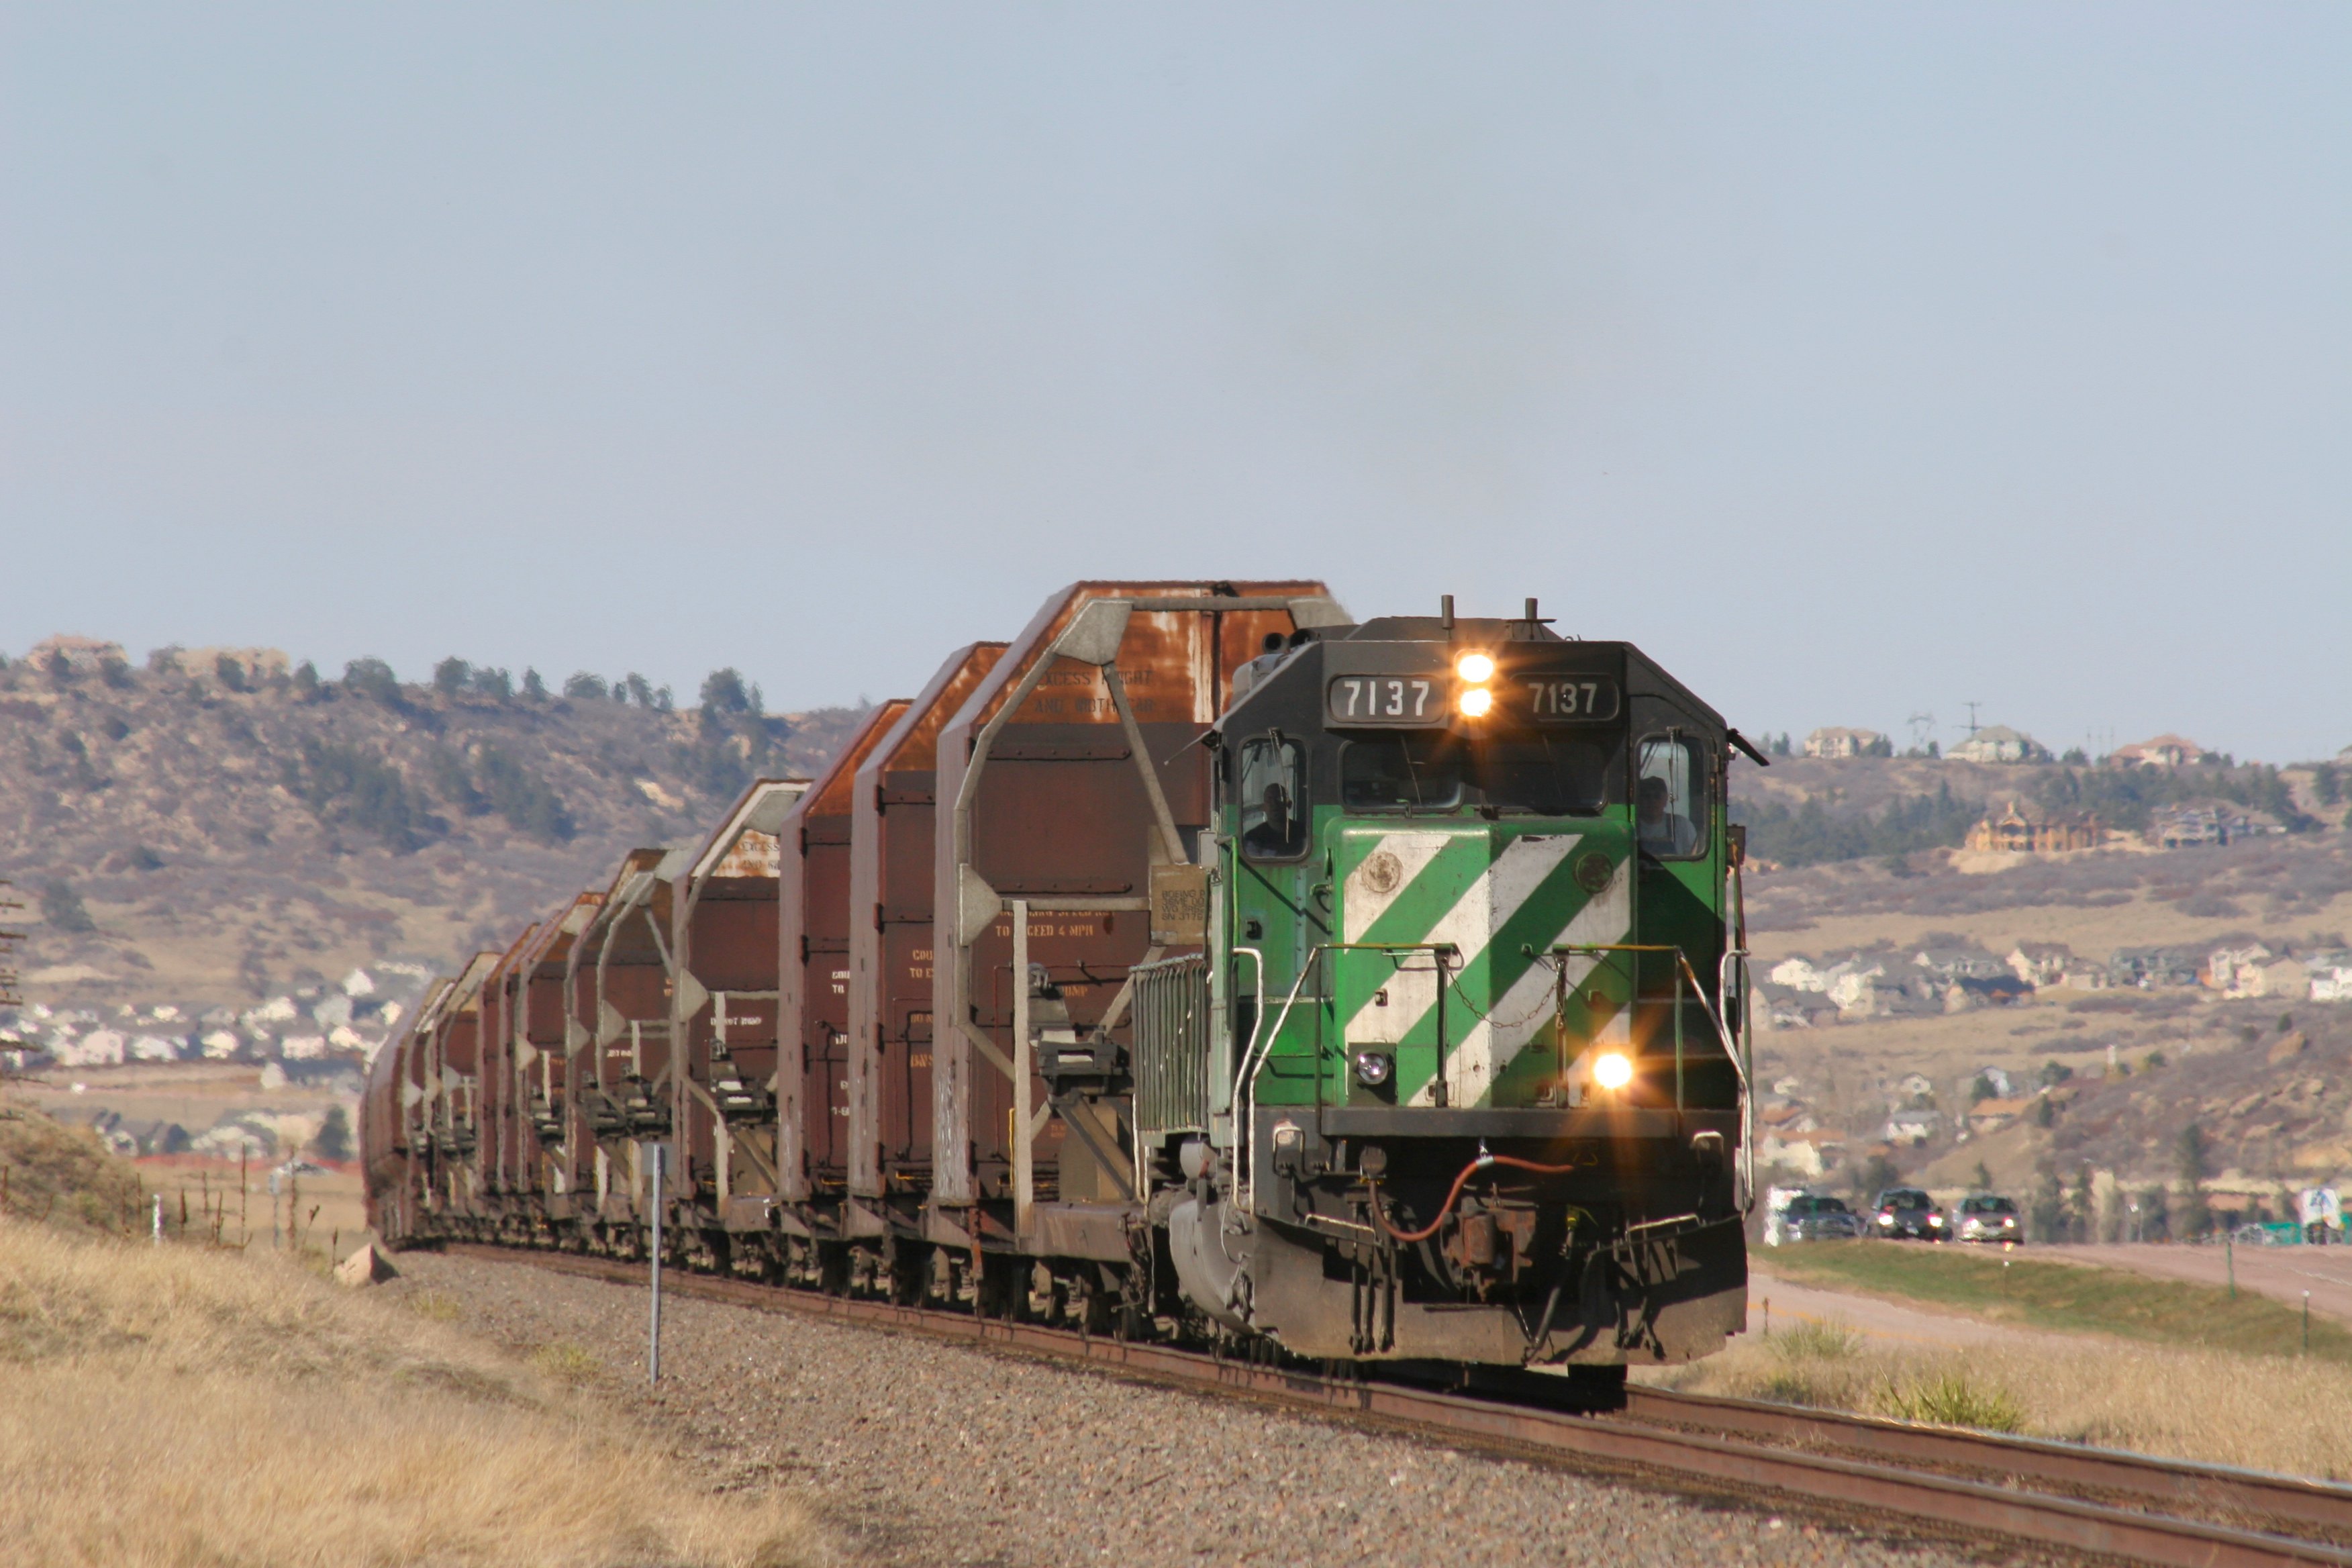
[1644,1242,2352,1479]
[0,1097,816,1567]
[1759,1242,2352,1361]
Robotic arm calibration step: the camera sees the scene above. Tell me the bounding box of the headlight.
[1457,686,1493,718]
[1927,1215,1943,1227]
[1593,1050,1633,1090]
[2002,1216,2016,1228]
[1455,652,1496,683]
[1877,1214,1894,1226]
[1351,1050,1393,1087]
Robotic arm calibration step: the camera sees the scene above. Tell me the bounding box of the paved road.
[1747,1257,2081,1350]
[2051,1242,2352,1324]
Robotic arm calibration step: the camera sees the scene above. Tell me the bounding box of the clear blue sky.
[5,5,2347,761]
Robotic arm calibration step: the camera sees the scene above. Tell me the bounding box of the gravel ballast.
[390,1252,2035,1567]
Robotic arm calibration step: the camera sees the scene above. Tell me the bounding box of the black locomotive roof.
[1310,616,1726,734]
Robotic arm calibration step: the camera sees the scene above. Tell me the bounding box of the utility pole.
[1963,700,1983,736]
[648,1141,665,1383]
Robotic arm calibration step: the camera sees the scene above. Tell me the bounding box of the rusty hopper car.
[504,894,602,1235]
[363,583,1758,1381]
[841,642,1005,1295]
[571,846,690,1252]
[774,701,910,1276]
[665,779,808,1263]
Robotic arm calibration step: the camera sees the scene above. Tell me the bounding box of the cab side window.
[1635,733,1710,859]
[1238,736,1308,861]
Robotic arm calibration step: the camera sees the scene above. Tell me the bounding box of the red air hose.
[1370,1152,1585,1244]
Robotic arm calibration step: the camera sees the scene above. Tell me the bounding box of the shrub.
[1769,1317,1862,1363]
[1877,1372,2024,1432]
[284,740,434,852]
[342,657,402,704]
[215,654,249,693]
[562,671,608,701]
[313,1106,352,1163]
[475,746,575,844]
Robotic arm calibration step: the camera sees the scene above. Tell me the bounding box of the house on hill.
[2153,804,2252,848]
[1949,725,2051,765]
[1965,799,2104,854]
[2110,947,2201,989]
[24,634,128,673]
[1967,1097,2034,1134]
[1804,726,1889,760]
[2007,942,2075,987]
[2111,734,2212,769]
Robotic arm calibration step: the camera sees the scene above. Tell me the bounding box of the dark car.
[1783,1194,1865,1242]
[1954,1193,2022,1244]
[1872,1187,1946,1240]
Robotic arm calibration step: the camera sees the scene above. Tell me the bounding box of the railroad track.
[446,1243,2352,1568]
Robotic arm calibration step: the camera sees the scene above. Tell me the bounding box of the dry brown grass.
[1643,1317,2352,1480]
[0,1097,148,1235]
[0,1218,820,1567]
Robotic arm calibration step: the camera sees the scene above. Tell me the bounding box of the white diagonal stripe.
[1347,834,1578,1055]
[1429,856,1630,1106]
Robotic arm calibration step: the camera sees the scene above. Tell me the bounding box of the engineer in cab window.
[1636,775,1699,856]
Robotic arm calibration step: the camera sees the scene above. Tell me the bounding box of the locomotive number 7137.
[1328,677,1433,722]
[1520,677,1621,722]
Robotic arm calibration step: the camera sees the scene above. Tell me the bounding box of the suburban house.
[1804,726,1889,759]
[2007,942,2075,988]
[1885,1108,1943,1144]
[1965,800,2106,854]
[25,634,129,673]
[2110,947,2202,988]
[1967,1097,2034,1134]
[1949,725,2052,765]
[2153,804,2254,848]
[1761,1127,1846,1177]
[2206,944,2308,999]
[2111,734,2212,768]
[2308,954,2352,1003]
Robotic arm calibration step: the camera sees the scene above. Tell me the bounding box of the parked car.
[1872,1187,1946,1240]
[1953,1193,2022,1244]
[1781,1193,1865,1242]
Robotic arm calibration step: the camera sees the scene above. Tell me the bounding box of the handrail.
[1548,941,1753,1209]
[1236,941,1457,1213]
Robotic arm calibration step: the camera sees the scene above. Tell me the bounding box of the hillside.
[0,642,867,1024]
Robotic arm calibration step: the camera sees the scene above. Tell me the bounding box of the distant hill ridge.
[0,643,868,1014]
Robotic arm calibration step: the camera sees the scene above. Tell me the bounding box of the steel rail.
[444,1245,2352,1568]
[1617,1385,2352,1540]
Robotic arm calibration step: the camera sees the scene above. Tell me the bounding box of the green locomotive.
[1142,599,1755,1369]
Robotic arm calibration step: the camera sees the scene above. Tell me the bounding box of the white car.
[1953,1193,2022,1243]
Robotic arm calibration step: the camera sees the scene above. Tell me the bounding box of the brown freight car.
[361,973,451,1244]
[663,779,807,1269]
[924,582,1342,1304]
[773,701,910,1275]
[567,846,689,1253]
[420,952,499,1232]
[840,642,1006,1295]
[503,893,602,1235]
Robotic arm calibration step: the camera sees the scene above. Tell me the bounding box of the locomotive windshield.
[1339,732,1617,816]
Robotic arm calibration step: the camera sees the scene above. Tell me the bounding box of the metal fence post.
[648,1141,664,1383]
